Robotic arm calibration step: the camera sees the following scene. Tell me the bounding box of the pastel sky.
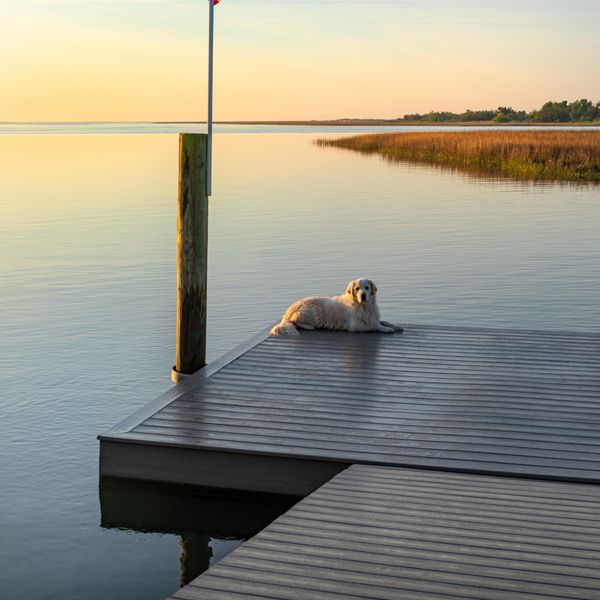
[1,0,599,121]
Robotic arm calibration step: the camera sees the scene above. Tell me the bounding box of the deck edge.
[99,435,600,487]
[99,439,348,496]
[98,326,272,438]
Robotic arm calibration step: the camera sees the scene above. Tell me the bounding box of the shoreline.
[1,120,599,127]
[218,120,600,127]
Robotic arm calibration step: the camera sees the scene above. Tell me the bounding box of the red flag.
[213,0,220,4]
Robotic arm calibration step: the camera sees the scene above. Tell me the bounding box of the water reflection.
[99,478,296,587]
[178,535,212,587]
[2,130,599,599]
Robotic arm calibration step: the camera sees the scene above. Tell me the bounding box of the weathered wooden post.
[172,133,208,381]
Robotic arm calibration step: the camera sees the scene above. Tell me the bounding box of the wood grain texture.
[176,133,208,374]
[172,465,600,600]
[170,465,600,600]
[101,324,600,487]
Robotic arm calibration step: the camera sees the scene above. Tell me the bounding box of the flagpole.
[207,0,215,196]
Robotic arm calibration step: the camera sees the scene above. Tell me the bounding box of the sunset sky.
[1,0,599,122]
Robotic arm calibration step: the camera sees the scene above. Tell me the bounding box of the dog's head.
[346,278,378,305]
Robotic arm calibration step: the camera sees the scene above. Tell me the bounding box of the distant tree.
[402,99,598,123]
[514,110,529,122]
[568,99,599,122]
[422,111,458,122]
[531,101,571,122]
[461,109,496,121]
[493,107,529,123]
[493,112,511,123]
[403,113,425,121]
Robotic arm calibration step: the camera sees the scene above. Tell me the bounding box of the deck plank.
[170,466,600,600]
[99,325,600,490]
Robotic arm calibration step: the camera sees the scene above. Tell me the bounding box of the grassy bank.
[317,130,600,182]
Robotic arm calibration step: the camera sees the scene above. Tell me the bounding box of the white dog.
[270,278,403,336]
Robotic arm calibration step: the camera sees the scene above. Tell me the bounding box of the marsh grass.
[316,131,600,182]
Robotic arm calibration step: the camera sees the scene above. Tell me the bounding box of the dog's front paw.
[379,320,403,333]
[378,325,395,334]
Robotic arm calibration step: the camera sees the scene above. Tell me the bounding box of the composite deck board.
[99,325,600,490]
[170,466,600,600]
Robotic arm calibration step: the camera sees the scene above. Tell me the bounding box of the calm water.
[1,125,599,599]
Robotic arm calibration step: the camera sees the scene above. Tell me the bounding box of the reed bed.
[316,130,600,182]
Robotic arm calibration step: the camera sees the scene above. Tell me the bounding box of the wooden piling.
[175,133,208,376]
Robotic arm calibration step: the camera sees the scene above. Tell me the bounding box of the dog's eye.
[365,286,370,290]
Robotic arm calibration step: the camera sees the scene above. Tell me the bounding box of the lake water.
[1,125,599,599]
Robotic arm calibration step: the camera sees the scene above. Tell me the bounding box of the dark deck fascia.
[171,465,600,600]
[99,324,600,496]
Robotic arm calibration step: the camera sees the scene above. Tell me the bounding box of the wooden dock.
[99,324,600,495]
[98,323,600,599]
[100,326,600,496]
[170,465,600,600]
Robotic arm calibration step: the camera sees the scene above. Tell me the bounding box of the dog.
[270,278,403,336]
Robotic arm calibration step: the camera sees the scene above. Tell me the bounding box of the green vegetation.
[401,99,600,124]
[317,131,600,182]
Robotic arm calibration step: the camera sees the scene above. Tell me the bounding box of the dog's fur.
[270,278,403,336]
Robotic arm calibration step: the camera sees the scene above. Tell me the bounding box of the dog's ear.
[369,280,378,295]
[346,281,354,296]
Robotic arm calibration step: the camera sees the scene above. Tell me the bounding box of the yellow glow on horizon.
[0,9,205,122]
[1,1,599,122]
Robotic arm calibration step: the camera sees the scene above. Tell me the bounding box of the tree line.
[402,99,600,123]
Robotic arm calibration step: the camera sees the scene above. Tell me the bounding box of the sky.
[1,0,599,122]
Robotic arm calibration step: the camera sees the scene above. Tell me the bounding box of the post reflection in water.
[99,478,297,587]
[178,534,212,587]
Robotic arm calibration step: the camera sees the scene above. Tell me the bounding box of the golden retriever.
[270,278,403,336]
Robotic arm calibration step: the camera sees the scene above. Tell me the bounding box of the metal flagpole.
[207,0,215,196]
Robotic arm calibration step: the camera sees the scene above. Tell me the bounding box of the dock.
[99,324,600,494]
[98,323,600,598]
[170,465,600,600]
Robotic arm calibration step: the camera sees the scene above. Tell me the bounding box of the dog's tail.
[270,319,300,337]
